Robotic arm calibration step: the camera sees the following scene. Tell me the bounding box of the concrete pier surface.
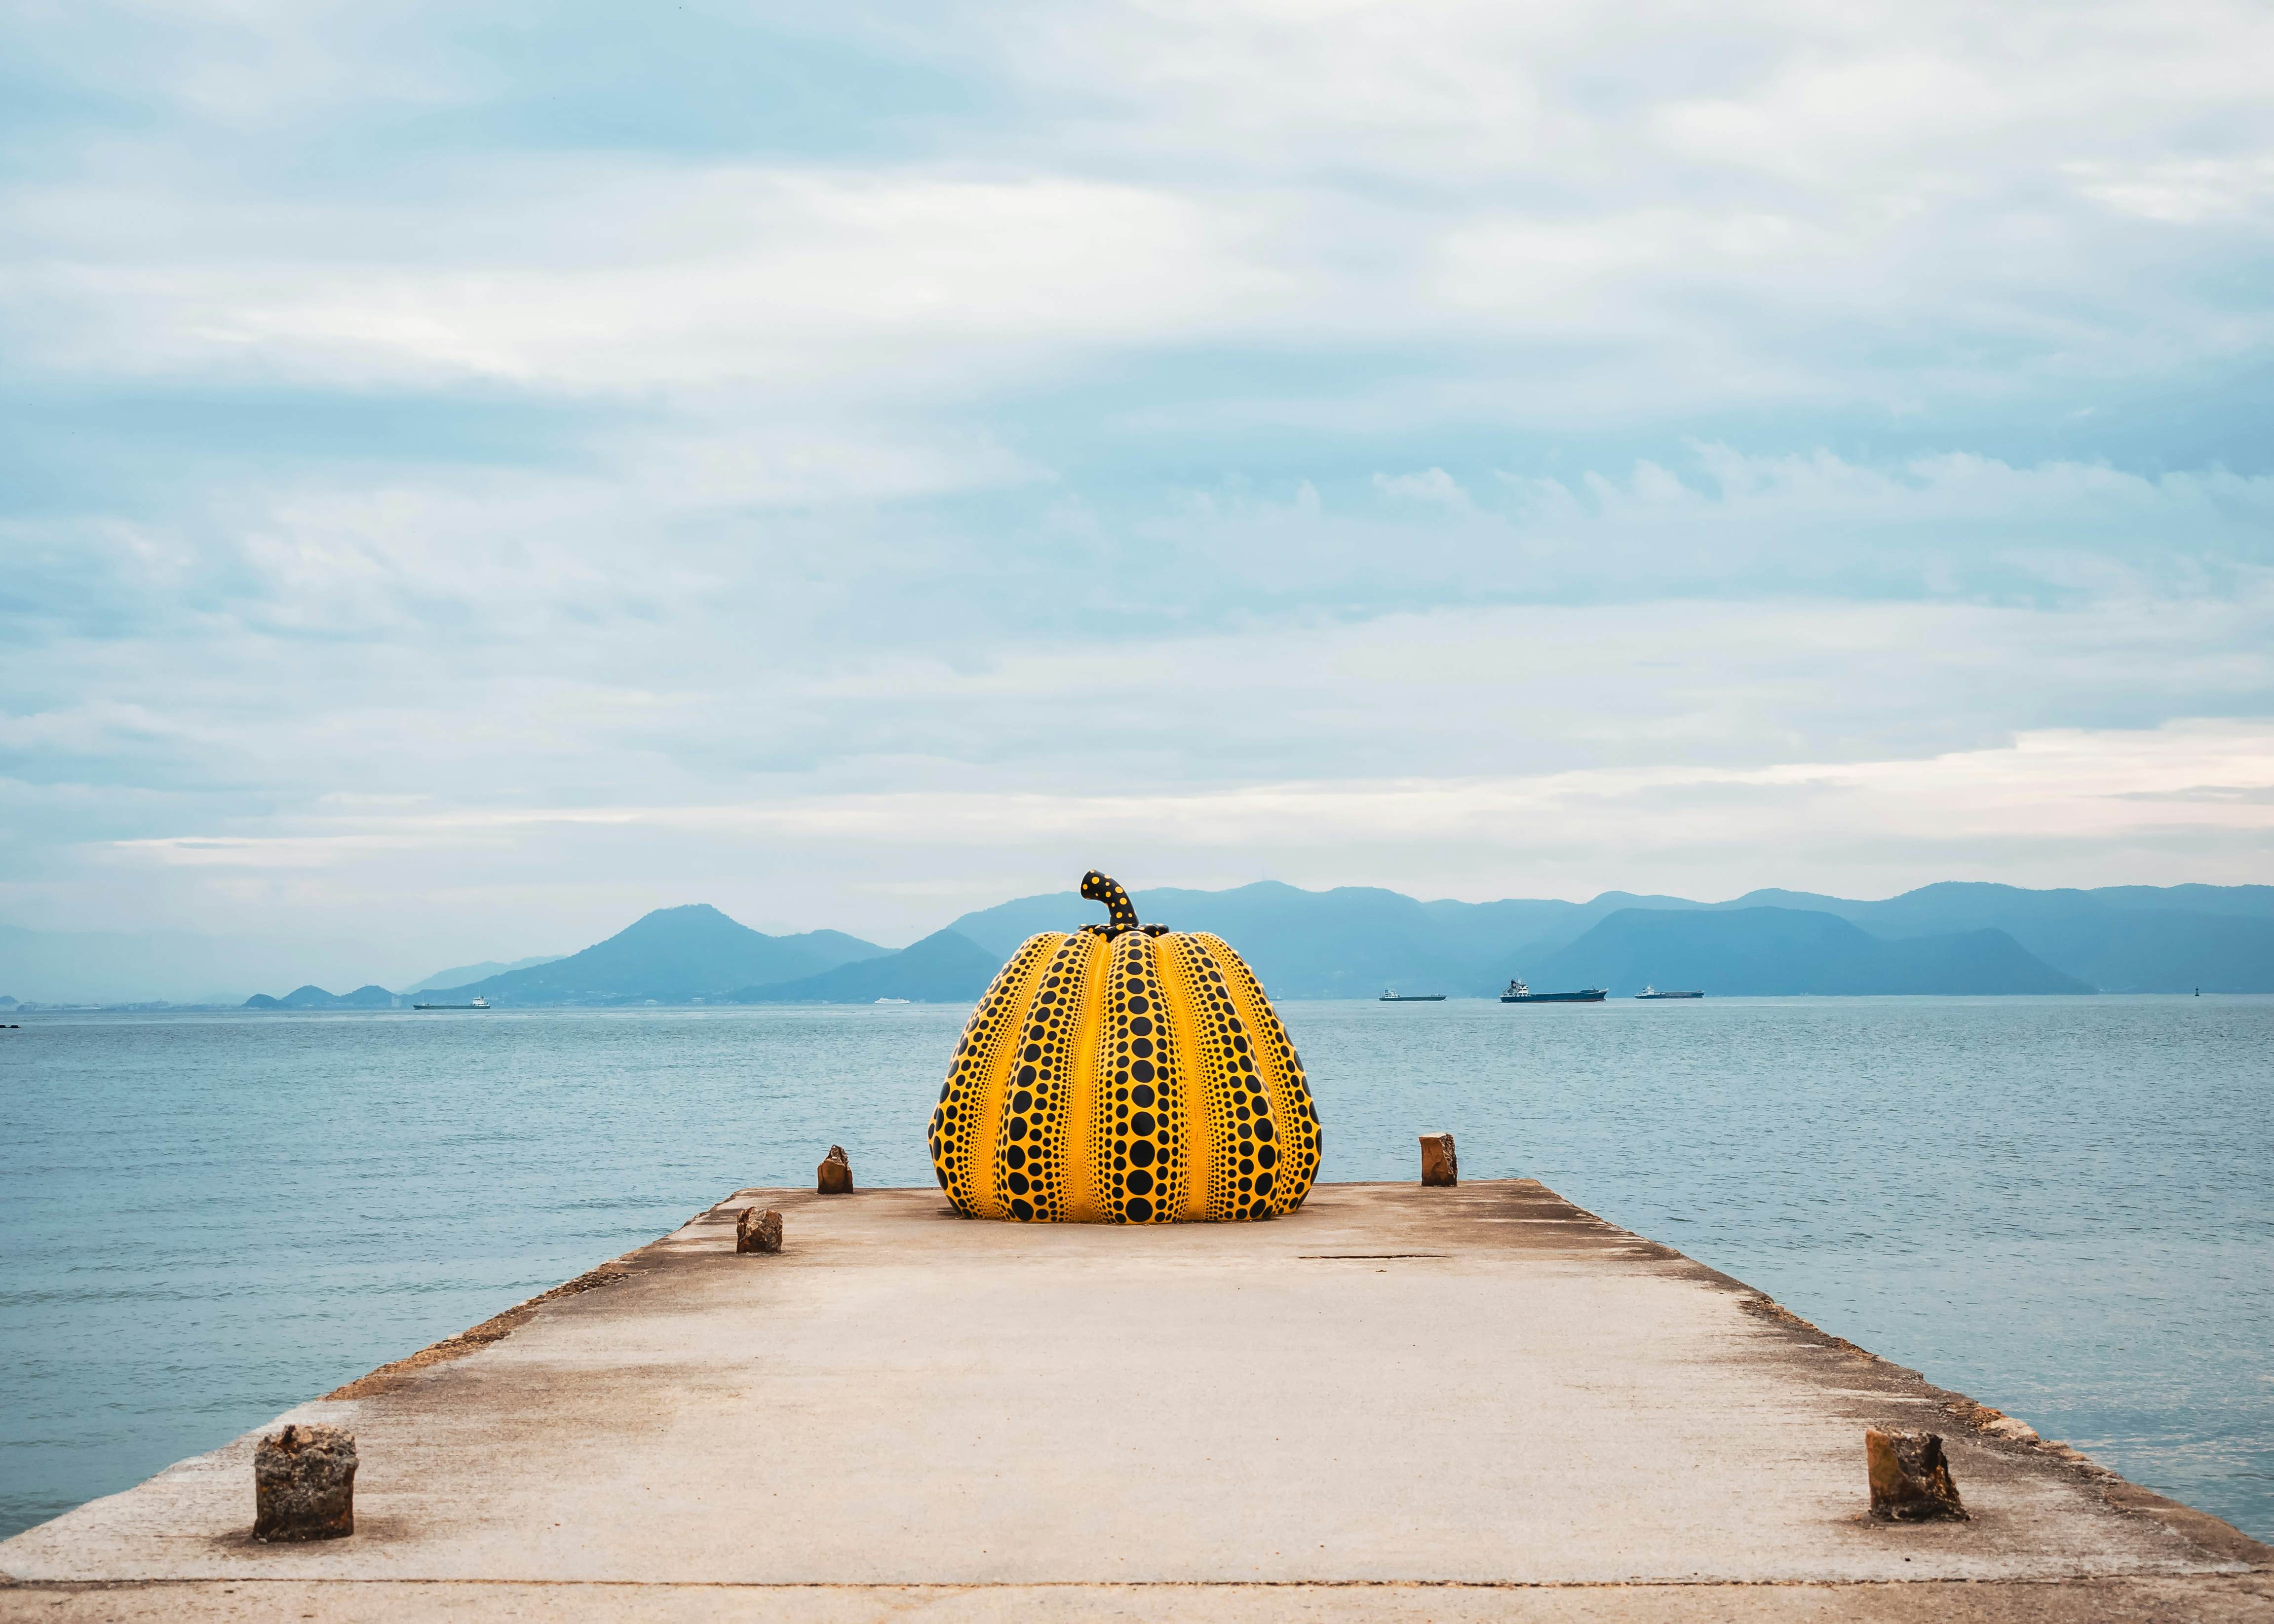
[4,1181,2268,1621]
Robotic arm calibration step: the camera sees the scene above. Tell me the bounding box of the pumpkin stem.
[1079,869,1141,935]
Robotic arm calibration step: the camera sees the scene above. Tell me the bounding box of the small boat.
[412,996,490,1010]
[1379,988,1446,1002]
[1500,979,1607,1004]
[1634,985,1703,1000]
[874,997,911,1005]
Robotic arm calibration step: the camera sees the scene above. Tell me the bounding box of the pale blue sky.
[3,0,2271,988]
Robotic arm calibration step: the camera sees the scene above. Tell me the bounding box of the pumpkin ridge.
[1060,931,1111,1222]
[1202,934,1322,1211]
[932,940,1023,1210]
[1179,934,1272,1221]
[1103,929,1184,1223]
[993,933,1092,1222]
[1156,934,1222,1219]
[1148,932,1195,1224]
[936,931,1061,1217]
[1146,932,1208,1222]
[1208,940,1297,1217]
[1089,933,1126,1221]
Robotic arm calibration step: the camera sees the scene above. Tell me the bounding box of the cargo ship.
[1379,988,1446,1002]
[1500,979,1607,1003]
[412,996,490,1010]
[1634,985,1703,1000]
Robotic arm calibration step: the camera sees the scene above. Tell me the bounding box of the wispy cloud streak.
[0,0,2269,968]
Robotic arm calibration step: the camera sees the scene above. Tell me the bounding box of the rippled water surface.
[2,996,2268,1540]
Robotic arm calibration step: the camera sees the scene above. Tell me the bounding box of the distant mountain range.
[728,929,998,1004]
[949,879,2274,997]
[400,955,562,994]
[225,879,2273,1010]
[236,907,987,1011]
[1525,908,2091,997]
[949,884,1586,995]
[1695,882,2274,993]
[423,905,889,1005]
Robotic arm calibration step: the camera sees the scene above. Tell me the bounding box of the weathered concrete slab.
[3,1182,2267,1621]
[4,1576,2274,1624]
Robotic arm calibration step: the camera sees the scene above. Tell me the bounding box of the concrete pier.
[3,1181,2268,1620]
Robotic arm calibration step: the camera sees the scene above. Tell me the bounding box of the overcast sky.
[4,0,2272,982]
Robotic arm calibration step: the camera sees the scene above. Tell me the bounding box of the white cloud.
[2064,156,2274,225]
[4,169,1281,391]
[85,718,2274,951]
[3,0,2273,973]
[1372,467,1471,508]
[9,0,2273,410]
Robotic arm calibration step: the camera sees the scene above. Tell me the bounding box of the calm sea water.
[2,996,2269,1542]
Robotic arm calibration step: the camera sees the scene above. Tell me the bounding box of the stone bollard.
[1865,1429,1968,1521]
[816,1144,853,1194]
[253,1422,357,1542]
[737,1207,784,1253]
[1419,1133,1458,1187]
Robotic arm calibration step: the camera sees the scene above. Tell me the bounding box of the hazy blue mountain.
[2071,883,2274,917]
[1715,883,2274,991]
[399,955,560,994]
[1514,907,2091,996]
[1417,891,1708,962]
[181,878,2274,1012]
[950,881,1715,998]
[946,891,1082,955]
[2036,911,2274,993]
[950,883,1466,997]
[243,983,398,1009]
[731,929,997,1004]
[434,905,887,1005]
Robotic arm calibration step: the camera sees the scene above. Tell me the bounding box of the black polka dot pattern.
[1097,926,1187,1223]
[928,932,1057,1218]
[1195,932,1323,1209]
[989,932,1092,1222]
[925,873,1321,1223]
[1157,936,1281,1221]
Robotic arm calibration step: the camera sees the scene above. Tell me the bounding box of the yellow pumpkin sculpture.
[928,870,1323,1222]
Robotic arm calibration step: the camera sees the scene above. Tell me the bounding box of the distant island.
[228,879,2274,1009]
[242,984,399,1011]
